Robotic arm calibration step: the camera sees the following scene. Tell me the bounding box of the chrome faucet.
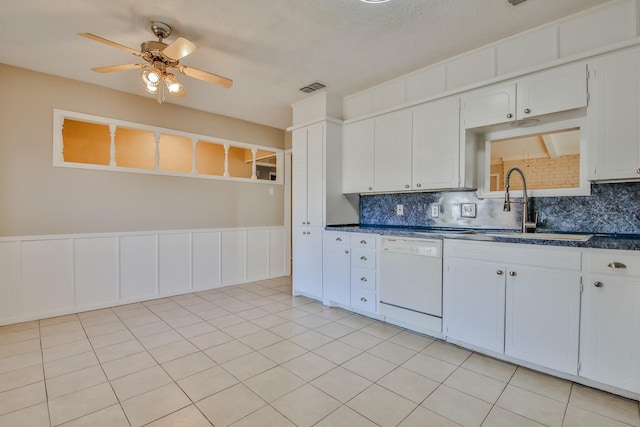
[504,167,537,233]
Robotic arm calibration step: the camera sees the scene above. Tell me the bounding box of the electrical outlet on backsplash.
[359,182,640,235]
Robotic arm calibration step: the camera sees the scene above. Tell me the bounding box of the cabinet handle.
[509,271,517,277]
[416,183,421,188]
[360,240,367,244]
[524,108,531,114]
[607,262,627,269]
[360,277,367,282]
[345,250,350,254]
[368,186,373,190]
[636,168,640,175]
[405,184,410,188]
[594,281,604,288]
[302,231,306,235]
[496,270,504,275]
[360,256,367,261]
[336,237,342,242]
[506,113,513,119]
[360,297,368,302]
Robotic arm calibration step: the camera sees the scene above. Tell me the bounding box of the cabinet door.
[581,275,640,393]
[343,119,374,193]
[322,239,351,307]
[412,97,460,189]
[517,64,587,119]
[374,109,413,192]
[444,259,506,353]
[292,128,309,227]
[505,267,580,375]
[292,226,323,301]
[306,123,324,227]
[461,83,516,129]
[589,49,640,181]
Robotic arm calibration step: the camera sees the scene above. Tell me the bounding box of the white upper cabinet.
[292,123,324,227]
[461,83,516,129]
[412,97,461,190]
[343,119,374,193]
[462,64,588,129]
[589,48,640,181]
[343,97,464,193]
[374,109,413,192]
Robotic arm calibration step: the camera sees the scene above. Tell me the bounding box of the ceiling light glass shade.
[144,81,159,94]
[141,68,161,86]
[163,73,184,95]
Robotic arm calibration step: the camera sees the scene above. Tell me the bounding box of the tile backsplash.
[360,182,640,235]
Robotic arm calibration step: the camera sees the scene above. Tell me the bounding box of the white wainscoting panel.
[75,237,118,309]
[221,230,247,284]
[0,242,20,323]
[193,231,221,290]
[120,235,158,301]
[159,233,191,295]
[21,239,74,318]
[0,226,286,325]
[269,228,286,278]
[247,229,269,281]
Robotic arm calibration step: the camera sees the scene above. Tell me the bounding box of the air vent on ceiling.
[299,82,326,93]
[507,0,527,5]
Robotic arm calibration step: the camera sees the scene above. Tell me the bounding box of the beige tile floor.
[0,276,639,427]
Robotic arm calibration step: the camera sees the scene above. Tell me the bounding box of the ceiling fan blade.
[92,63,147,73]
[162,37,198,61]
[178,66,233,88]
[78,33,141,57]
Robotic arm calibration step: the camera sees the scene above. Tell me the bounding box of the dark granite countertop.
[325,225,640,251]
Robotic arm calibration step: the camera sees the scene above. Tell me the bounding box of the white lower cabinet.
[444,240,581,375]
[292,226,323,301]
[505,266,581,375]
[581,250,640,394]
[322,231,378,313]
[444,258,505,354]
[322,231,351,307]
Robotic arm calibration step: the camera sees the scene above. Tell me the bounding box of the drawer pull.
[496,270,504,275]
[594,281,604,288]
[524,108,531,114]
[360,256,367,261]
[345,250,350,254]
[336,237,342,242]
[360,277,367,282]
[360,297,367,302]
[608,262,627,269]
[360,240,367,244]
[509,271,517,277]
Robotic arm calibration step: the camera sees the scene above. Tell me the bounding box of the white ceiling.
[0,0,610,130]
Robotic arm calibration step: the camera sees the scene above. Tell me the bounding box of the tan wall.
[501,155,580,191]
[0,64,286,236]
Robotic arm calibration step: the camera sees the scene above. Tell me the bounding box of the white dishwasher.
[379,237,443,335]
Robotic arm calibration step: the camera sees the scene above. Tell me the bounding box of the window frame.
[53,109,283,185]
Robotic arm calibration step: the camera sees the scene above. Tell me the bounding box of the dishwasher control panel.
[381,238,441,257]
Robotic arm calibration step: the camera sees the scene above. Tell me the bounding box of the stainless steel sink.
[469,231,593,242]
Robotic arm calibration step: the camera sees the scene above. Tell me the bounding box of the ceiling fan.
[79,21,233,103]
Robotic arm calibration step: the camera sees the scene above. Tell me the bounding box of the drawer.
[324,231,351,245]
[351,234,377,249]
[351,287,377,313]
[351,248,376,269]
[589,249,640,277]
[351,268,376,290]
